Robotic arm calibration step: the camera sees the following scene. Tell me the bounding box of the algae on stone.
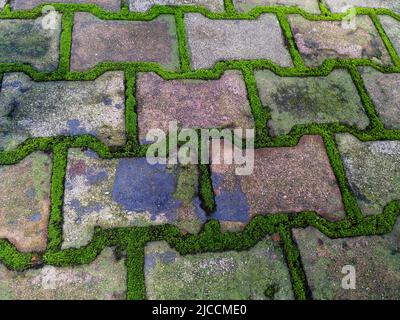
[0,72,126,151]
[255,69,370,136]
[0,248,126,300]
[294,222,400,299]
[336,133,400,216]
[144,238,294,300]
[0,15,61,71]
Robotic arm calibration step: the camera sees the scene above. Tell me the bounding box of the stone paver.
[62,149,206,248]
[129,0,225,12]
[0,248,126,300]
[293,222,400,299]
[359,67,400,130]
[0,15,61,71]
[255,69,370,136]
[0,152,52,252]
[0,72,125,151]
[185,13,293,69]
[379,15,400,57]
[211,135,345,223]
[0,0,6,10]
[136,71,254,142]
[71,13,179,71]
[145,238,294,300]
[11,0,121,11]
[322,0,400,13]
[233,0,321,13]
[336,133,400,216]
[288,14,392,67]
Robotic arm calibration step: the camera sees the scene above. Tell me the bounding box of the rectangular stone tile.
[0,72,125,151]
[62,149,206,249]
[0,152,52,252]
[336,133,400,216]
[145,238,294,300]
[0,15,61,71]
[322,0,400,13]
[211,135,345,223]
[255,69,369,136]
[288,14,392,67]
[136,71,254,143]
[185,13,293,70]
[379,15,400,57]
[233,0,321,13]
[71,13,179,71]
[0,248,126,299]
[11,0,121,11]
[359,67,400,130]
[129,0,225,12]
[293,221,400,299]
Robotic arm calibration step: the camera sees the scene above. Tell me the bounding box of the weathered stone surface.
[0,15,61,71]
[288,14,392,67]
[233,0,320,13]
[293,221,400,299]
[359,67,400,130]
[0,248,126,300]
[255,69,369,136]
[211,135,345,223]
[11,0,121,11]
[145,239,294,300]
[0,72,125,151]
[0,0,6,10]
[322,0,400,13]
[71,13,179,71]
[62,149,206,248]
[129,0,225,12]
[0,152,52,252]
[185,13,293,69]
[136,71,254,142]
[336,133,400,216]
[380,15,400,58]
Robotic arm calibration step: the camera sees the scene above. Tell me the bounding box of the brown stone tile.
[136,71,254,142]
[0,152,52,252]
[210,135,345,222]
[288,14,392,67]
[70,13,179,71]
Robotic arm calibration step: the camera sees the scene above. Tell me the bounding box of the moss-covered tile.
[379,15,400,58]
[288,14,392,67]
[0,72,126,151]
[293,221,400,299]
[0,248,126,300]
[0,152,52,252]
[62,149,206,249]
[144,238,294,300]
[255,69,369,136]
[233,0,321,13]
[0,15,61,71]
[336,133,400,216]
[359,67,400,130]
